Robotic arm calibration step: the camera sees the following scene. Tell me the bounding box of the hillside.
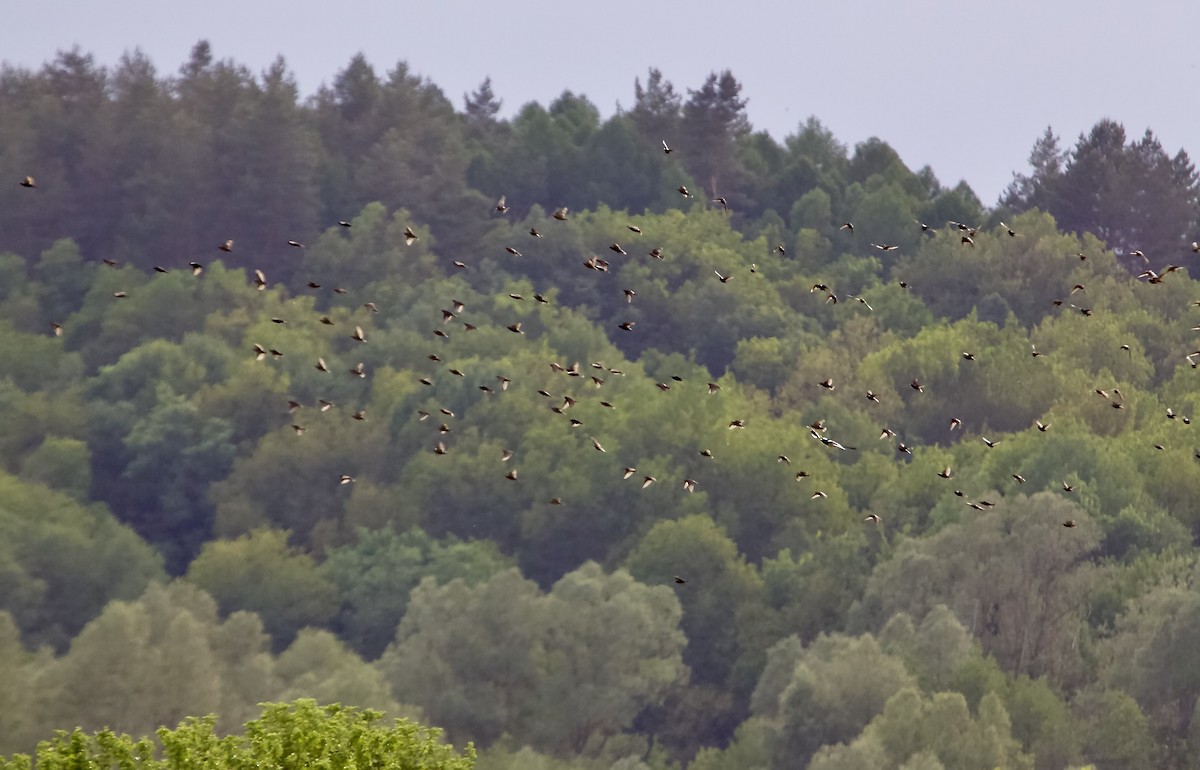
[1,44,1199,770]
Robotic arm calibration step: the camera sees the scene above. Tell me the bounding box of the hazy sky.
[8,0,1199,203]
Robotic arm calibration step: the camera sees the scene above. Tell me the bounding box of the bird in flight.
[819,436,853,451]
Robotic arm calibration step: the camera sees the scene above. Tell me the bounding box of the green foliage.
[0,470,163,649]
[752,632,917,767]
[322,527,513,658]
[1007,120,1200,266]
[5,46,1200,770]
[38,582,276,738]
[856,494,1101,683]
[762,535,871,646]
[848,688,1032,770]
[0,613,48,756]
[0,699,474,770]
[378,564,686,755]
[18,436,90,500]
[185,529,338,649]
[1071,687,1156,770]
[624,515,765,691]
[274,629,402,714]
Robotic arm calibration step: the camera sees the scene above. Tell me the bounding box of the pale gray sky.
[8,0,1199,203]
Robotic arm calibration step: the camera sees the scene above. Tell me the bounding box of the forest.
[1,41,1200,770]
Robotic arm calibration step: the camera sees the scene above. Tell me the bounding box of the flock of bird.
[19,144,1200,573]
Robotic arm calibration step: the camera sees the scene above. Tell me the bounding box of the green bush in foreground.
[0,698,474,770]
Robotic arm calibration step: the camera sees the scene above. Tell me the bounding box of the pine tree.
[682,70,750,199]
[1003,126,1064,212]
[630,68,682,147]
[464,76,501,126]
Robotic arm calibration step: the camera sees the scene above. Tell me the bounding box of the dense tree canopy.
[3,44,1200,770]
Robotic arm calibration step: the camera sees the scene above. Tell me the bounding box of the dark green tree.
[629,68,682,148]
[682,71,750,200]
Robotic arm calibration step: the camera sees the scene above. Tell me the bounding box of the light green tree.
[0,699,474,770]
[856,493,1100,685]
[38,582,278,739]
[275,629,403,715]
[752,632,916,768]
[185,528,338,649]
[378,563,686,755]
[0,470,163,649]
[323,527,512,659]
